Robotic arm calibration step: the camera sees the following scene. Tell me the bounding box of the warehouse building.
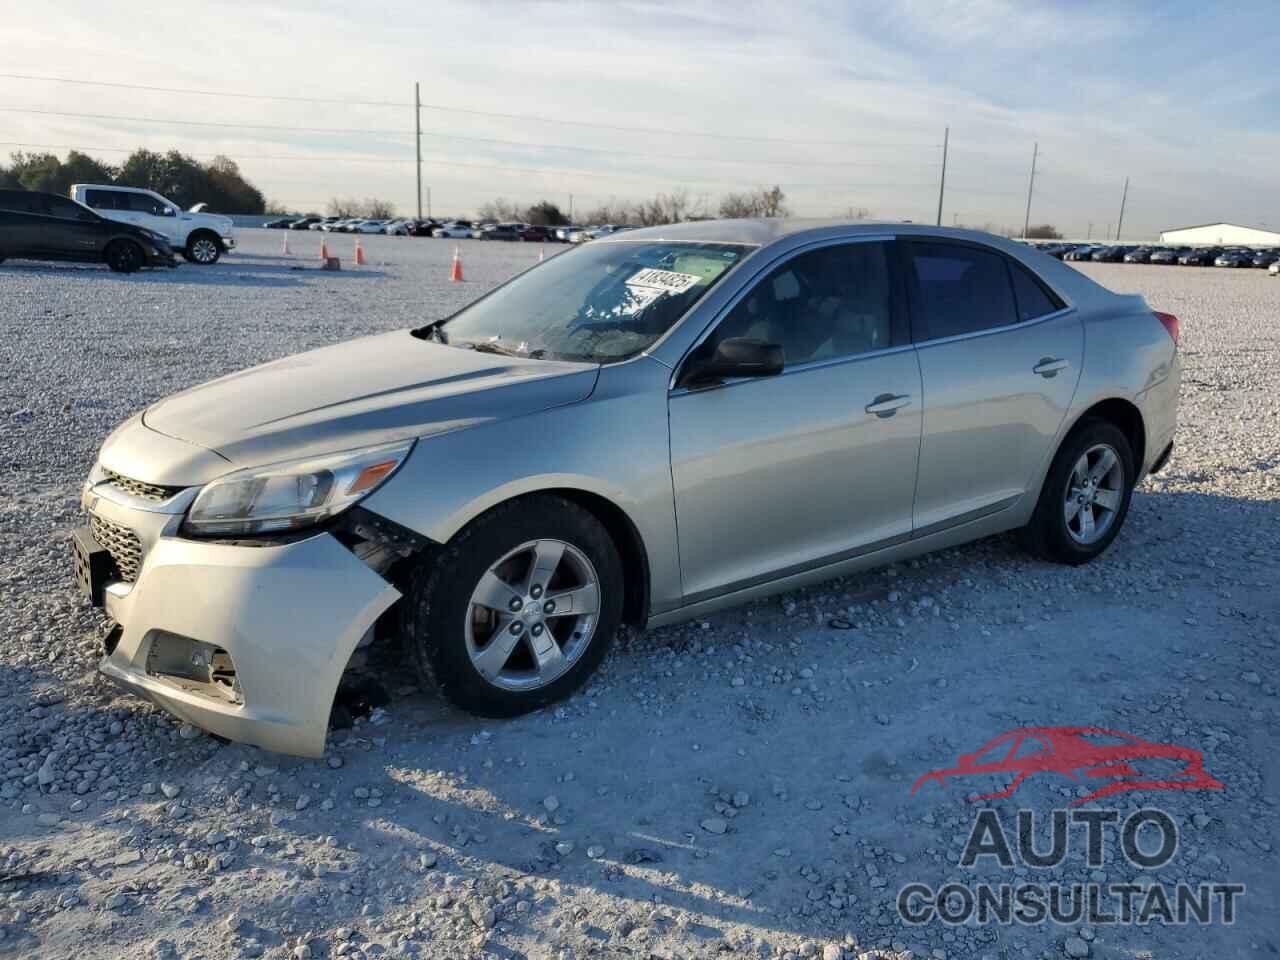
[1159,222,1280,246]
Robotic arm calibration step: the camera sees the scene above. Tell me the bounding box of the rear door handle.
[1033,357,1070,377]
[865,393,912,417]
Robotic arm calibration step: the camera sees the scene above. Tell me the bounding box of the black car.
[481,223,522,241]
[408,219,440,237]
[264,217,297,229]
[1063,245,1100,261]
[289,217,324,230]
[1122,247,1153,263]
[1251,250,1280,268]
[1090,246,1129,262]
[0,189,178,272]
[1178,247,1222,266]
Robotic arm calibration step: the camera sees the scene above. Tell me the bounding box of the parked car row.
[263,216,645,243]
[1034,241,1280,269]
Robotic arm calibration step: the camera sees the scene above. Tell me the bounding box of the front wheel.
[184,232,222,264]
[401,495,624,717]
[105,240,143,273]
[1020,419,1135,565]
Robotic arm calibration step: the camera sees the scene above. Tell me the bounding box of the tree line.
[475,185,793,227]
[0,149,268,214]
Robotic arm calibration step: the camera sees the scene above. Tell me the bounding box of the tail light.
[1154,311,1180,346]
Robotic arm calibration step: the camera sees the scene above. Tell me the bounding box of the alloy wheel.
[464,539,601,692]
[190,238,219,263]
[1064,443,1124,544]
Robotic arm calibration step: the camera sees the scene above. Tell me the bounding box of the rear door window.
[0,192,43,213]
[84,189,121,210]
[908,241,1019,340]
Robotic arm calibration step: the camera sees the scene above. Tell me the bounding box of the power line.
[0,72,938,149]
[0,140,938,188]
[0,106,938,169]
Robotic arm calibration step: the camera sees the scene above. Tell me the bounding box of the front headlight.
[183,440,414,536]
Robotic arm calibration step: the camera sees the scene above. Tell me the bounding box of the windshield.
[430,240,750,362]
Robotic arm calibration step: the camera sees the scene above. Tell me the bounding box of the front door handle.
[1033,357,1070,378]
[865,393,912,417]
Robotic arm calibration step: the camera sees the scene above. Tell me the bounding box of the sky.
[2,0,1278,238]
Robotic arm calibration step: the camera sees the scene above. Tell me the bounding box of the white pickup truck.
[70,184,236,264]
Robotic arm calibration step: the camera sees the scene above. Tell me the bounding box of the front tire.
[1020,419,1135,565]
[402,495,624,717]
[105,240,143,273]
[184,232,222,264]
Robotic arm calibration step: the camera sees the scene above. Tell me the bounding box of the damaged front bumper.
[81,482,401,757]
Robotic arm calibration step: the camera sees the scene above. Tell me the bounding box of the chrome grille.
[102,467,182,503]
[90,515,144,583]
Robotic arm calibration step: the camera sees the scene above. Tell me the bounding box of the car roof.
[593,218,1044,250]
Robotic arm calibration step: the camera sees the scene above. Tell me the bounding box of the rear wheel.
[184,232,221,264]
[1020,419,1135,565]
[401,495,623,717]
[105,240,143,273]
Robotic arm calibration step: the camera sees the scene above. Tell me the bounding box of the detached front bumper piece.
[83,487,399,757]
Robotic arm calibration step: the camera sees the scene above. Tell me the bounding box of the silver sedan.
[76,221,1181,756]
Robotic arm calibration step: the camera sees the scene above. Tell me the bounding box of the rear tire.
[1020,419,1135,565]
[184,232,222,264]
[401,495,624,717]
[105,240,143,273]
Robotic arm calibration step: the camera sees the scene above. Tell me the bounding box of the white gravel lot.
[1,231,1277,960]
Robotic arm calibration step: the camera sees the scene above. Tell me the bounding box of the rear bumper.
[83,483,399,757]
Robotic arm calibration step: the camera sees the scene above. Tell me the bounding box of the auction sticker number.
[626,268,702,295]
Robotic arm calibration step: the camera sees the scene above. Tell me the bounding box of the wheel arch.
[187,226,223,248]
[1065,397,1146,473]
[435,485,652,629]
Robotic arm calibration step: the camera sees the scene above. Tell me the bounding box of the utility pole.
[569,194,574,221]
[935,126,949,227]
[1087,222,1092,240]
[427,187,431,219]
[1115,177,1129,241]
[1105,223,1111,241]
[1022,141,1038,239]
[414,82,423,221]
[952,212,959,226]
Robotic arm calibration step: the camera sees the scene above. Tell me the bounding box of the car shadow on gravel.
[0,261,387,287]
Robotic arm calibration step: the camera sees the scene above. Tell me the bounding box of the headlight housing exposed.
[184,440,414,536]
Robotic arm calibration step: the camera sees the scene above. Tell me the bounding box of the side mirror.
[680,337,784,388]
[162,207,177,217]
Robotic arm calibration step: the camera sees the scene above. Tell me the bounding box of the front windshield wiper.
[457,340,522,357]
[411,319,449,344]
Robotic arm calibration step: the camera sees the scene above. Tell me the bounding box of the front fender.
[359,357,683,615]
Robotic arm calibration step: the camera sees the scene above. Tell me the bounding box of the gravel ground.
[1,231,1277,960]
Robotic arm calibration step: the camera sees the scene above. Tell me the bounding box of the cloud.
[1,0,1276,233]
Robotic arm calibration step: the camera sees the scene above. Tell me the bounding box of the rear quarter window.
[1009,261,1064,321]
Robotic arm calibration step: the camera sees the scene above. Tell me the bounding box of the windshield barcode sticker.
[626,268,702,295]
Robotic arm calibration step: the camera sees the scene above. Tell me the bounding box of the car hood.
[142,330,599,475]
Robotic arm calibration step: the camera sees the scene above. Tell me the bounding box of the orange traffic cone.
[450,246,464,282]
[282,231,291,255]
[319,236,330,261]
[354,237,367,266]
